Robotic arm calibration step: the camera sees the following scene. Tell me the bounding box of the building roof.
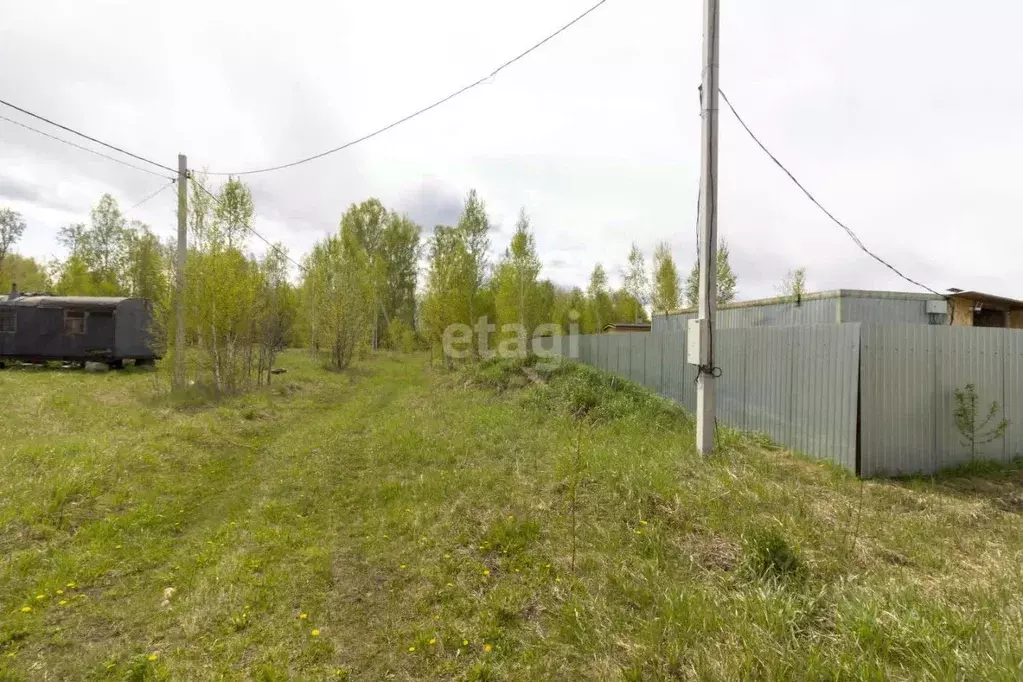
[602,323,652,331]
[948,291,1023,310]
[0,295,131,309]
[653,289,945,317]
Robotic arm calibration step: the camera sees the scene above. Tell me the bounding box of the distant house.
[652,289,1023,333]
[947,291,1023,328]
[602,323,651,334]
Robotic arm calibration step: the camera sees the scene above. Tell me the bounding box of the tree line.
[1,182,810,391]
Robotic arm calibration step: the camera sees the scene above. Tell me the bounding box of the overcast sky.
[1,0,1021,300]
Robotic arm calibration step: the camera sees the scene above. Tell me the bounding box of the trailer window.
[64,310,86,335]
[0,308,14,333]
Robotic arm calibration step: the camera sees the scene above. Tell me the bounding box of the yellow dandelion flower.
[299,613,308,620]
[148,653,158,661]
[640,520,648,525]
[6,652,14,658]
[433,615,440,620]
[462,639,469,646]
[408,646,416,652]
[514,568,521,573]
[115,545,122,550]
[482,569,490,576]
[399,564,407,569]
[544,563,551,568]
[555,578,562,583]
[484,643,493,653]
[446,582,454,587]
[428,638,436,645]
[56,589,64,595]
[66,582,76,588]
[35,594,45,600]
[20,606,32,613]
[311,629,320,637]
[443,553,451,559]
[58,600,68,606]
[634,529,643,535]
[507,515,514,520]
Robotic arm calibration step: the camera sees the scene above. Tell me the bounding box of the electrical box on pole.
[686,318,709,366]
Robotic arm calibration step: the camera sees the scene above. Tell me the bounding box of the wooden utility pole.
[173,154,187,388]
[695,0,720,453]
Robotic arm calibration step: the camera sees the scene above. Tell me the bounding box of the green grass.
[1,352,1021,680]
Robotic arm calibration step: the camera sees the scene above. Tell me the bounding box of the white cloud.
[1,0,1021,298]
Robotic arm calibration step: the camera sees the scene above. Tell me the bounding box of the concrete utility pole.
[173,154,187,388]
[695,0,720,453]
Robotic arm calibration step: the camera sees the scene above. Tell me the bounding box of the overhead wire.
[718,89,942,297]
[127,178,177,213]
[190,178,308,273]
[204,0,611,177]
[0,113,173,180]
[0,98,177,176]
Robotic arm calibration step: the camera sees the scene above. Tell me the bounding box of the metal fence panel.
[789,323,860,471]
[859,325,938,477]
[716,330,747,428]
[934,327,1006,468]
[743,328,796,446]
[643,333,662,393]
[1005,332,1023,460]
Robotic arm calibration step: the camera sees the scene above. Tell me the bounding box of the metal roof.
[653,289,946,317]
[0,295,131,309]
[602,323,652,331]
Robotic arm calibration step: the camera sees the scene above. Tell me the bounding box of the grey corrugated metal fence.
[563,324,1023,477]
[859,325,1023,477]
[572,325,860,472]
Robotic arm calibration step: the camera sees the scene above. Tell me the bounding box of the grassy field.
[1,352,1021,680]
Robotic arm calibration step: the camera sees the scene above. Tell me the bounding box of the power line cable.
[0,98,178,176]
[718,89,941,297]
[127,178,177,213]
[0,113,173,180]
[190,179,308,273]
[205,0,611,177]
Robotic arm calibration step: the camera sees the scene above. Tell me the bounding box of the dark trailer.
[0,290,160,368]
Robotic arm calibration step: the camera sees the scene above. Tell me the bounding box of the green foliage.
[611,289,648,325]
[421,190,494,358]
[50,194,171,303]
[621,243,649,321]
[0,253,49,293]
[585,264,613,333]
[387,318,418,353]
[953,383,1010,459]
[494,208,542,334]
[684,239,738,307]
[741,527,804,582]
[778,267,808,300]
[0,207,27,276]
[302,217,374,371]
[651,242,681,312]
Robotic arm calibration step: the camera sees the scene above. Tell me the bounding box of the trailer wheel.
[134,358,155,367]
[108,359,124,370]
